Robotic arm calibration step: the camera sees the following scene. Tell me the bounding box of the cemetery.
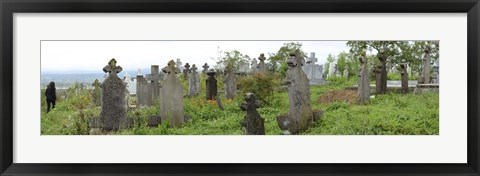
[40,41,439,135]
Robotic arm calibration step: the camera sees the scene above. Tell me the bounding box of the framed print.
[1,0,479,175]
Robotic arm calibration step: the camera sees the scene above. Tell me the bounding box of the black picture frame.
[1,0,479,175]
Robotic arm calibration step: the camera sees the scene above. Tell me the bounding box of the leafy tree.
[336,52,348,74]
[268,42,306,74]
[213,49,251,73]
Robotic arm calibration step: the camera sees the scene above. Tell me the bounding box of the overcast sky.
[41,41,350,74]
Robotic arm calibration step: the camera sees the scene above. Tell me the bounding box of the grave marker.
[240,93,265,135]
[160,60,185,127]
[100,58,127,131]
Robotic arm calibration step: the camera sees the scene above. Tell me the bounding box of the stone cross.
[257,53,267,72]
[302,52,326,85]
[357,54,371,104]
[160,60,185,127]
[100,58,127,131]
[421,46,431,84]
[206,69,218,101]
[146,65,161,105]
[202,63,210,75]
[400,61,409,93]
[306,52,318,63]
[240,93,265,135]
[189,64,200,97]
[91,79,101,106]
[276,51,313,134]
[183,63,191,80]
[103,58,123,75]
[176,59,183,70]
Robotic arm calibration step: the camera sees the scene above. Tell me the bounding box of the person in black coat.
[45,82,56,113]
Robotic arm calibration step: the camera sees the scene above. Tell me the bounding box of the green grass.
[41,77,439,135]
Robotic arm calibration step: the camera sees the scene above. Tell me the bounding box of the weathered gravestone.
[136,70,151,106]
[276,52,313,134]
[100,58,127,131]
[162,64,181,75]
[257,53,267,72]
[224,66,237,99]
[136,65,163,107]
[375,50,387,94]
[160,60,185,127]
[146,65,162,105]
[202,63,210,75]
[91,79,101,106]
[420,46,431,84]
[183,63,191,80]
[302,52,326,85]
[240,93,265,135]
[176,59,184,71]
[399,61,409,93]
[206,69,218,100]
[189,64,200,97]
[250,58,258,74]
[357,54,371,104]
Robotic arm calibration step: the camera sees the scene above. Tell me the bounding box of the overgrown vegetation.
[41,76,439,135]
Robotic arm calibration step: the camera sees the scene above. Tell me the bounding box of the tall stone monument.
[100,58,127,131]
[400,61,409,93]
[421,46,431,84]
[224,65,237,99]
[357,54,371,104]
[375,50,387,94]
[189,64,200,97]
[136,70,151,106]
[160,60,185,127]
[257,53,267,72]
[183,63,191,80]
[276,51,313,134]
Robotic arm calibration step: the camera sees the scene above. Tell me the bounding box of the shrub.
[237,72,279,103]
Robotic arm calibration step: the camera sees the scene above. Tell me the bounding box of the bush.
[237,73,280,103]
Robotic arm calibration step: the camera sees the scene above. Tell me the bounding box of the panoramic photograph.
[40,41,439,135]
